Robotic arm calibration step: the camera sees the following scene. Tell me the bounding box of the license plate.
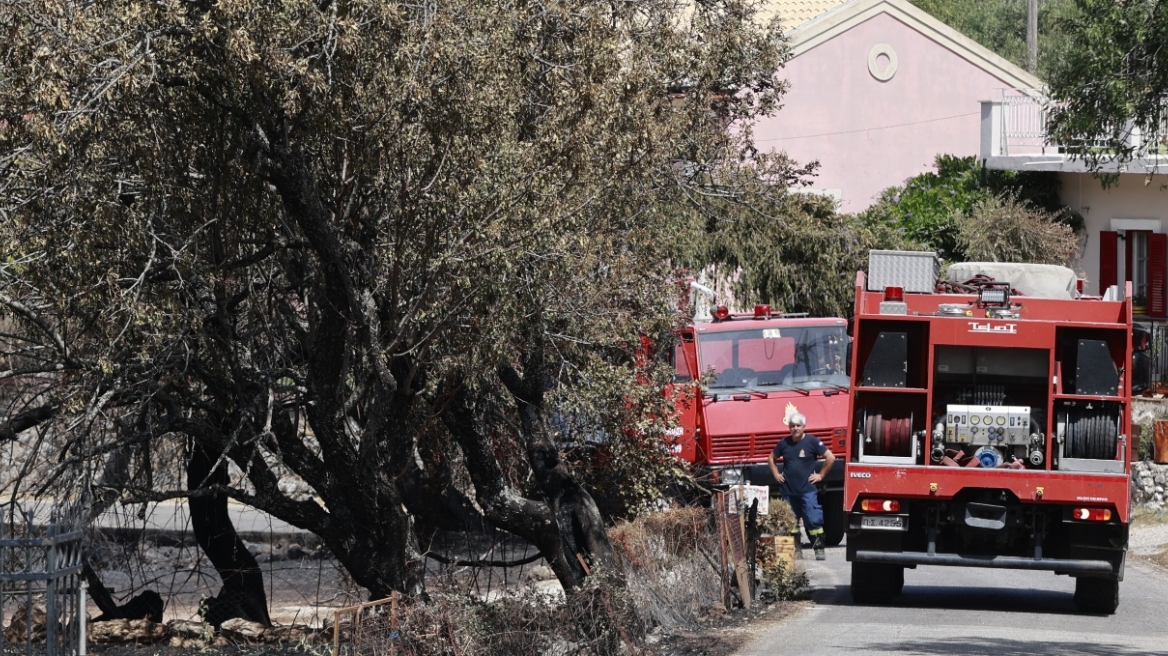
[860,515,905,530]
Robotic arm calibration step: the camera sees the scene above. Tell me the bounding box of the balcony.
[981,90,1168,173]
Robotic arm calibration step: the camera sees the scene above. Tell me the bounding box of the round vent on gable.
[868,44,898,81]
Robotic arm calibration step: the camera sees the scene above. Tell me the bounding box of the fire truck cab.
[664,301,851,545]
[845,252,1138,614]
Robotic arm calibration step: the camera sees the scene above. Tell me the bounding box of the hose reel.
[1060,408,1118,460]
[858,409,915,457]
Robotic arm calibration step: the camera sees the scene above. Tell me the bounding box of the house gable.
[753,0,1040,212]
[787,0,1041,91]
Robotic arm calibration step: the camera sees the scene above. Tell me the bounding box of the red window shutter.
[1149,233,1167,317]
[1099,231,1118,294]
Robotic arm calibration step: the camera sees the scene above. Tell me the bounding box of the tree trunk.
[498,323,618,585]
[512,385,617,580]
[443,378,619,592]
[187,440,271,627]
[444,386,583,588]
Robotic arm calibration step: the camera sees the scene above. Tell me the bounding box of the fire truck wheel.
[1074,575,1119,614]
[850,562,899,604]
[821,490,845,547]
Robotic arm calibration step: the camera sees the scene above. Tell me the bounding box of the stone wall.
[1132,461,1168,509]
[1133,399,1168,508]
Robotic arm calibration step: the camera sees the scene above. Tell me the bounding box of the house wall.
[755,12,1022,212]
[1062,172,1168,296]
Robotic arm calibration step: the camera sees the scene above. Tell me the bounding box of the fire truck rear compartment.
[853,335,1128,470]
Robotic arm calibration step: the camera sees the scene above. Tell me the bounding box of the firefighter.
[768,412,836,560]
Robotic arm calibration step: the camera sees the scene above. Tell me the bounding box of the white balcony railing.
[982,90,1168,164]
[1000,89,1049,156]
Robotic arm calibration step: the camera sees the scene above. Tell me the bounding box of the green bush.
[1139,420,1155,462]
[758,556,810,603]
[860,155,1082,262]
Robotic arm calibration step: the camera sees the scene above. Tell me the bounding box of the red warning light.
[883,286,904,303]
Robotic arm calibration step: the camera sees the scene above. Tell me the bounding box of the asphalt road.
[737,542,1168,655]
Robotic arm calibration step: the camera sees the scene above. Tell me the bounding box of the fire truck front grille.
[706,430,833,465]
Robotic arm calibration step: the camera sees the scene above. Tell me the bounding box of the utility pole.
[1027,0,1038,74]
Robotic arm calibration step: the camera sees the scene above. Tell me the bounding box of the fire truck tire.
[1074,575,1119,614]
[850,562,899,604]
[822,490,845,547]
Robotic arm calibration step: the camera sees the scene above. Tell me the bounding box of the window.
[1133,231,1149,301]
[695,325,848,390]
[1100,229,1167,316]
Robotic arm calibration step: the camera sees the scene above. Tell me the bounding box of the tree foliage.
[1044,0,1168,168]
[679,186,907,317]
[909,0,1077,81]
[0,0,790,602]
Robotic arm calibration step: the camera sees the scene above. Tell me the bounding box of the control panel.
[946,405,1032,446]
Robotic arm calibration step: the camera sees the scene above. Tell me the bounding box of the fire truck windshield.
[698,325,848,391]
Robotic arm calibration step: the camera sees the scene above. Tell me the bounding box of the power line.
[755,111,980,142]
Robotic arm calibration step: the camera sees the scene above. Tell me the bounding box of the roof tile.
[763,0,848,29]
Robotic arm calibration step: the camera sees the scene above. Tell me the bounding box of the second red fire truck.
[663,295,851,544]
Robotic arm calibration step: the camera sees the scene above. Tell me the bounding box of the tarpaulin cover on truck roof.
[945,262,1077,299]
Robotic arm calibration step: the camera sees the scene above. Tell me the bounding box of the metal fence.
[1,508,84,656]
[1144,323,1168,388]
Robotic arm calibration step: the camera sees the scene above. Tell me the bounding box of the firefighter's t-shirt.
[771,434,827,497]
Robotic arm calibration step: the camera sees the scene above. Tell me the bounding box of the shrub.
[956,193,1079,266]
[860,155,1082,262]
[758,557,810,603]
[1139,419,1155,462]
[760,497,797,536]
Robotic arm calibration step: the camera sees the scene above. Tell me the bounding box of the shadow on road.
[853,637,1167,655]
[809,582,1107,616]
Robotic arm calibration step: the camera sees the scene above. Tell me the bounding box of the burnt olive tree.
[0,0,790,613]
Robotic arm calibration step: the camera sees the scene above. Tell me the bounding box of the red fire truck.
[663,302,851,545]
[844,255,1138,613]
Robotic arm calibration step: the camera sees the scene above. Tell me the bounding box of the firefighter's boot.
[813,534,826,561]
[792,532,804,560]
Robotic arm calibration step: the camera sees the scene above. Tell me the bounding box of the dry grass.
[343,580,644,656]
[342,509,715,656]
[609,506,724,632]
[344,505,804,655]
[1131,507,1168,527]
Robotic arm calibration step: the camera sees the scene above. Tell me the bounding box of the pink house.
[757,0,1040,213]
